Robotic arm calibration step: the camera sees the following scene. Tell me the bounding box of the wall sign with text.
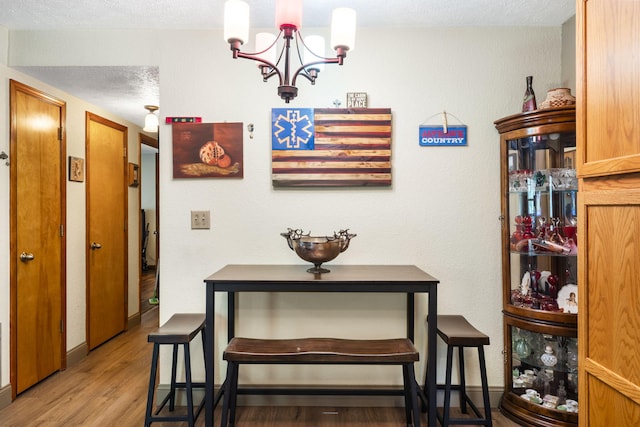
[419,125,467,146]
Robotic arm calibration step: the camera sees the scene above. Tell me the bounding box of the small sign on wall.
[419,125,467,146]
[347,92,368,108]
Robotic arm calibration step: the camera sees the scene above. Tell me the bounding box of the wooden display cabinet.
[495,106,578,427]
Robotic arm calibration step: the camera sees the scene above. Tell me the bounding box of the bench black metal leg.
[229,362,239,426]
[402,364,412,425]
[406,364,420,427]
[221,361,237,427]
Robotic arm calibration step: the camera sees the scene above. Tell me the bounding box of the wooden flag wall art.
[271,108,392,187]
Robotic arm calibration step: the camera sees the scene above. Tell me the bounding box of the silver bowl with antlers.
[281,228,356,274]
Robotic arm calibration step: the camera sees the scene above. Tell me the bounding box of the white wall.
[0,63,141,389]
[156,26,564,387]
[2,25,565,393]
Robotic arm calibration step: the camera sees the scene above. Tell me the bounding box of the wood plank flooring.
[0,309,521,426]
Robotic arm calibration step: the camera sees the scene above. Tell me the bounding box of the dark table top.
[204,264,439,292]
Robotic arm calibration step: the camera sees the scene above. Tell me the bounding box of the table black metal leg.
[427,285,438,426]
[205,283,215,426]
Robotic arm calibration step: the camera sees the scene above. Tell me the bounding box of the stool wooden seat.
[145,313,206,427]
[426,315,492,426]
[221,337,421,427]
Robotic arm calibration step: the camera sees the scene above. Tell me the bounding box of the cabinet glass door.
[507,321,578,419]
[506,132,578,318]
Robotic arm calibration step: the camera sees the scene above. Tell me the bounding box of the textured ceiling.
[2,0,575,133]
[0,0,576,29]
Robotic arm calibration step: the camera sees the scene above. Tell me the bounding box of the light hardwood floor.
[0,309,521,426]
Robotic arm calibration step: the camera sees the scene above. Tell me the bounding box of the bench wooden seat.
[221,337,421,427]
[145,313,206,427]
[427,315,492,427]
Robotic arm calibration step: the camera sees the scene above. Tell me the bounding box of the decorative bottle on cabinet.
[495,106,578,427]
[522,76,537,112]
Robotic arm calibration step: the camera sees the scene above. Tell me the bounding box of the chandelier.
[223,0,356,103]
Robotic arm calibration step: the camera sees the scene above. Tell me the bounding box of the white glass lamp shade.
[303,35,326,71]
[255,32,277,64]
[275,0,302,29]
[331,7,356,51]
[224,0,250,44]
[143,111,159,132]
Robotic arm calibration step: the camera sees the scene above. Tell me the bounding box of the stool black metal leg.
[443,344,455,427]
[145,343,160,427]
[478,346,493,426]
[458,345,467,414]
[169,343,179,411]
[184,343,195,427]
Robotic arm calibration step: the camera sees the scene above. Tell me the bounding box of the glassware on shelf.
[509,169,533,192]
[514,334,532,359]
[540,345,558,367]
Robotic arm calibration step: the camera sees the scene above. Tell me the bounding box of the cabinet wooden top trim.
[494,106,575,134]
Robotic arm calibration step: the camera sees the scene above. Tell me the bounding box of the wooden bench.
[426,315,492,427]
[144,313,206,427]
[221,337,421,427]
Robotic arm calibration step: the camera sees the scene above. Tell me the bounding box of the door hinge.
[58,127,63,141]
[60,224,64,237]
[123,146,127,157]
[60,319,64,334]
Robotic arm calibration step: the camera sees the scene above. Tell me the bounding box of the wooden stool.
[144,313,206,427]
[221,337,421,427]
[426,315,492,426]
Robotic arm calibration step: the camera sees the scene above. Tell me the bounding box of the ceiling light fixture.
[143,105,159,132]
[224,0,356,103]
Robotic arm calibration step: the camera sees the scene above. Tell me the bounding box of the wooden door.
[10,80,66,397]
[577,0,640,424]
[86,113,128,350]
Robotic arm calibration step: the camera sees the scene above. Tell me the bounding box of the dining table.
[203,264,440,426]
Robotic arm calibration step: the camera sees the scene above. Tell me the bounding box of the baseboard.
[66,342,88,368]
[128,312,141,329]
[0,384,12,411]
[156,384,503,409]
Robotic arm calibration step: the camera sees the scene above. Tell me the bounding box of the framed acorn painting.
[171,122,243,179]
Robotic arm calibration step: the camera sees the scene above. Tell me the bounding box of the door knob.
[91,242,102,250]
[20,252,35,262]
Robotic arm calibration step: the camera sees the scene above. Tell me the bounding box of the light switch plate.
[191,210,210,229]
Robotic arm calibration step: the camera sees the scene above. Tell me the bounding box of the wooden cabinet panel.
[579,0,640,177]
[583,202,640,386]
[578,0,640,424]
[587,376,640,423]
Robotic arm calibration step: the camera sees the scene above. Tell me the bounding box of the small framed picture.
[128,163,139,187]
[69,156,84,182]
